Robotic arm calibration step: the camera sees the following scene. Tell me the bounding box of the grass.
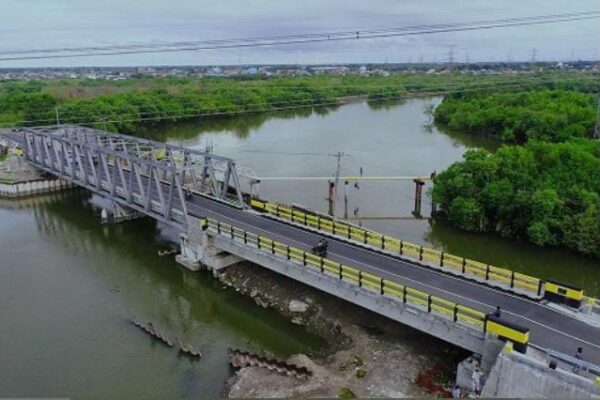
[338,387,357,398]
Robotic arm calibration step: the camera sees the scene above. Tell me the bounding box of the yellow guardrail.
[250,199,544,298]
[202,216,531,351]
[485,315,530,353]
[543,279,585,308]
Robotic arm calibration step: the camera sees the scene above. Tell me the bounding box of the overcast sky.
[0,0,598,67]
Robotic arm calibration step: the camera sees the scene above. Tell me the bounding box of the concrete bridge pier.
[456,334,505,390]
[100,201,143,224]
[176,216,242,275]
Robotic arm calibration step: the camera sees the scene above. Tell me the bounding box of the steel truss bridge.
[18,125,245,229]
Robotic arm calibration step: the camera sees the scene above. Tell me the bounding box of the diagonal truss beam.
[20,125,247,230]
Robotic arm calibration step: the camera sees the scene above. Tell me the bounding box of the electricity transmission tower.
[530,47,538,63]
[594,95,600,139]
[447,45,456,70]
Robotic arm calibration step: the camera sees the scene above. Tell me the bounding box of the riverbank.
[216,262,465,397]
[0,154,75,198]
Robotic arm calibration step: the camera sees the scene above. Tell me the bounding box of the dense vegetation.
[432,85,600,257]
[434,90,598,143]
[432,140,600,256]
[1,71,597,134]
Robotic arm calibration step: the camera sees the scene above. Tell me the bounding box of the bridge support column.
[176,215,242,273]
[455,334,506,392]
[100,201,143,224]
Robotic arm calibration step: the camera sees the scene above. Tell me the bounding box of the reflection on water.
[0,192,325,398]
[144,105,340,141]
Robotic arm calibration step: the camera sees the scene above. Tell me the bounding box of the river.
[1,97,598,397]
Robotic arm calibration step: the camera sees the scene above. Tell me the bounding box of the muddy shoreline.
[215,262,466,398]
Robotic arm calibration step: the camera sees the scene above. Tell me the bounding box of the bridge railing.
[202,217,530,352]
[250,199,544,299]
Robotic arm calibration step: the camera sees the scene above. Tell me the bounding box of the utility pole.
[328,151,345,216]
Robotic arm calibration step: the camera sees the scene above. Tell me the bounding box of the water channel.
[1,97,598,397]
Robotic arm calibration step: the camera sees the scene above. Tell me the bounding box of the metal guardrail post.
[399,241,403,255]
[427,295,432,313]
[380,280,384,295]
[419,246,423,261]
[358,271,362,287]
[462,258,466,274]
[381,236,385,250]
[217,221,221,234]
[243,231,247,244]
[230,225,234,239]
[339,265,343,280]
[363,231,367,244]
[320,258,324,273]
[440,252,444,267]
[302,252,306,266]
[317,217,321,230]
[485,265,490,280]
[271,241,275,255]
[537,280,544,296]
[510,272,515,288]
[402,286,407,303]
[286,246,290,260]
[453,305,458,322]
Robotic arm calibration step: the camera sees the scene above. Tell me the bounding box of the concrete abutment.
[176,215,242,274]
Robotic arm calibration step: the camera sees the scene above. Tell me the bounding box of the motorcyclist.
[314,238,328,256]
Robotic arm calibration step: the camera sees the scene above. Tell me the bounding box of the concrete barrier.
[0,178,75,198]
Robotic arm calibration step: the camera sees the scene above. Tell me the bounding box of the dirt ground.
[0,154,45,183]
[217,262,466,398]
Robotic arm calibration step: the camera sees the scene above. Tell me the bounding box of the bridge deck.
[186,195,600,364]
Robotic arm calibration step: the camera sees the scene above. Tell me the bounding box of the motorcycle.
[312,240,328,257]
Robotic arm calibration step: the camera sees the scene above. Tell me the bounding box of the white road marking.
[190,201,600,351]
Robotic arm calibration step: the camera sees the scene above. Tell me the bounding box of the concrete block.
[289,300,309,313]
[175,254,201,271]
[482,346,600,398]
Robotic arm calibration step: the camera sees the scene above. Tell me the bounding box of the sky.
[0,0,598,67]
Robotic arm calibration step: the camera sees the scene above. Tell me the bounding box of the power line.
[240,149,331,156]
[0,12,597,62]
